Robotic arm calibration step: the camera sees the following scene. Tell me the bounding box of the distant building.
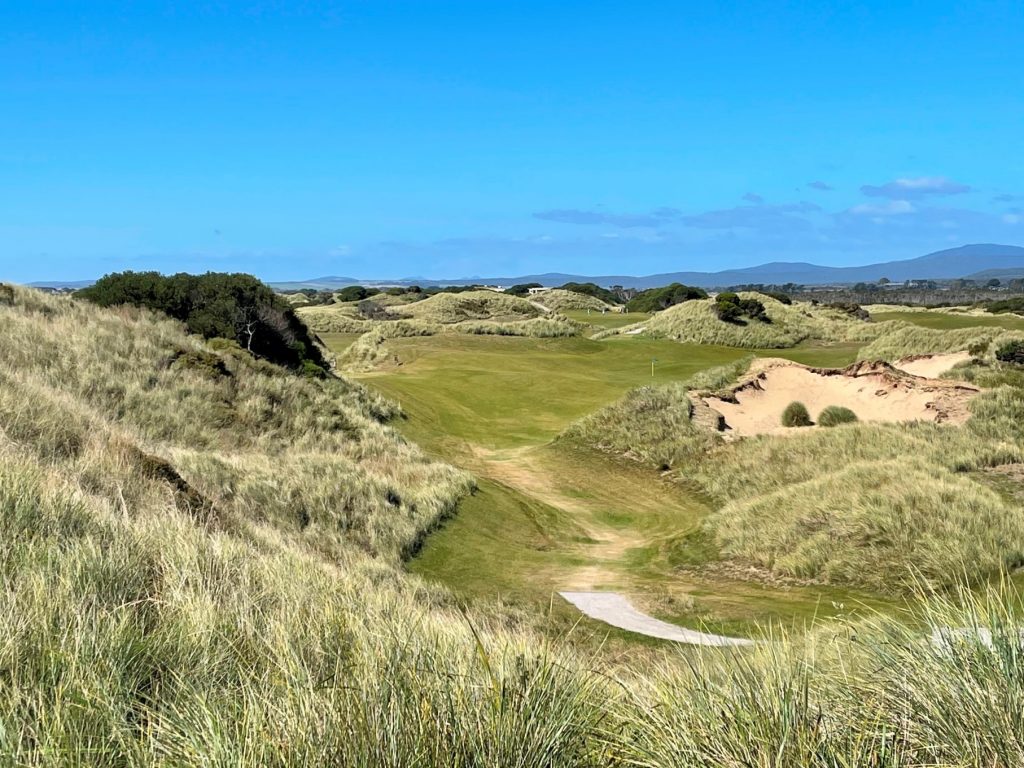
[528,286,551,295]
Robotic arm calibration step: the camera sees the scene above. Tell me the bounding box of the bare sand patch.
[701,358,980,437]
[894,351,971,378]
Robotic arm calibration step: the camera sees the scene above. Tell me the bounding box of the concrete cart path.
[560,591,753,647]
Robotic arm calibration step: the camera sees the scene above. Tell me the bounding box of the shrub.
[76,271,326,373]
[781,401,813,427]
[337,285,379,302]
[968,340,991,357]
[996,340,1024,365]
[714,299,743,323]
[626,283,707,313]
[818,405,858,427]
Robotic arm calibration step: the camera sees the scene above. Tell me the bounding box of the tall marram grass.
[7,285,1024,765]
[608,294,897,348]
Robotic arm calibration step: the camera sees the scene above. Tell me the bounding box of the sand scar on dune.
[700,355,980,438]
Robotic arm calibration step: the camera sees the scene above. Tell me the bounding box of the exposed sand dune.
[894,351,971,378]
[701,358,980,437]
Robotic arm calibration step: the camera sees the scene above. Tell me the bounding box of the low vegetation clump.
[78,270,328,374]
[625,282,707,313]
[986,296,1024,315]
[781,401,813,427]
[559,383,718,469]
[713,291,769,323]
[818,405,858,426]
[995,339,1024,364]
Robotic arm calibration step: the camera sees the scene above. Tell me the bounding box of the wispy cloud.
[679,202,820,230]
[993,193,1021,203]
[808,180,833,191]
[860,176,970,199]
[742,192,764,203]
[533,208,665,228]
[848,200,916,216]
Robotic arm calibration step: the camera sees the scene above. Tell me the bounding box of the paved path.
[560,591,753,647]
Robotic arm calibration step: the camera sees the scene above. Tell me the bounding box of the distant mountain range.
[272,244,1024,291]
[22,243,1024,291]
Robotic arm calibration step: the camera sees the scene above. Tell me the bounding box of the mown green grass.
[340,333,857,457]
[326,330,879,634]
[562,309,651,329]
[872,309,1024,331]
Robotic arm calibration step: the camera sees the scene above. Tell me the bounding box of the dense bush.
[781,401,813,427]
[760,290,792,305]
[996,339,1024,365]
[713,292,768,324]
[505,282,544,297]
[986,296,1024,315]
[558,282,620,304]
[77,271,327,374]
[337,285,381,302]
[818,405,858,427]
[826,301,870,321]
[626,283,707,312]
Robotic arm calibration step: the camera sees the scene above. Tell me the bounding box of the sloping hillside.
[632,293,886,348]
[534,289,612,313]
[393,290,542,323]
[0,285,620,764]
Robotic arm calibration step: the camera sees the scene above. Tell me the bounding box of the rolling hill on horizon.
[23,243,1024,291]
[272,243,1024,290]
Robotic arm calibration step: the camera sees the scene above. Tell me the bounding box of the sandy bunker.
[702,356,980,437]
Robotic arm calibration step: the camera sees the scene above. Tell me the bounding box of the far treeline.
[77,271,329,375]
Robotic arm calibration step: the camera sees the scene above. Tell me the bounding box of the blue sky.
[1,1,1022,282]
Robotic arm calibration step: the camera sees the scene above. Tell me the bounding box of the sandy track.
[560,591,752,646]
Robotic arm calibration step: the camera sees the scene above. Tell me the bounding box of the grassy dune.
[617,294,891,348]
[393,289,542,323]
[534,288,612,313]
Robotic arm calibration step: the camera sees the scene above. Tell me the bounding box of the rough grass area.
[619,293,891,348]
[563,351,1024,592]
[534,288,613,313]
[8,286,1024,764]
[393,289,543,323]
[296,303,371,333]
[862,323,1024,361]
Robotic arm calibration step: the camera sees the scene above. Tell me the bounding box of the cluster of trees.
[78,272,328,375]
[625,283,707,313]
[713,291,768,324]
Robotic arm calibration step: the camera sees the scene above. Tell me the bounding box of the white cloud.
[861,177,970,199]
[1004,213,1022,225]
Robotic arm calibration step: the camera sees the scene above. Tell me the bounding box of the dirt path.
[560,592,752,646]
